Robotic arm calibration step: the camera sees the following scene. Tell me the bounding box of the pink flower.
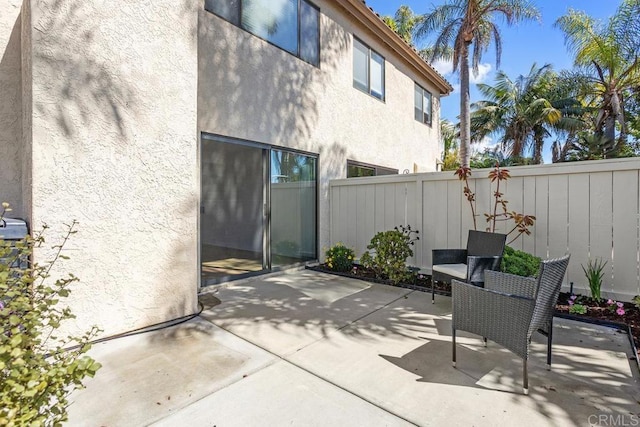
[568,300,574,306]
[616,307,625,316]
[617,302,624,308]
[607,299,614,305]
[570,295,577,301]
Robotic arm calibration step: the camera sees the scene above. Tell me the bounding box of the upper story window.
[353,38,385,101]
[414,83,432,126]
[205,0,320,67]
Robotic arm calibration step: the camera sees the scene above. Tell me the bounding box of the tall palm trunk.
[533,128,544,164]
[459,42,472,167]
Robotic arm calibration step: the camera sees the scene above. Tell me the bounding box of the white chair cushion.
[432,263,467,279]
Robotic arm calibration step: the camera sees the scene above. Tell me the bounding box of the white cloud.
[431,59,492,86]
[469,63,492,84]
[471,136,498,155]
[432,58,453,76]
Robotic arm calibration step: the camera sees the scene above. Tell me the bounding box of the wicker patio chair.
[431,230,506,303]
[451,254,570,394]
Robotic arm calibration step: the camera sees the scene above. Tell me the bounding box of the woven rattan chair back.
[466,230,507,257]
[529,255,571,337]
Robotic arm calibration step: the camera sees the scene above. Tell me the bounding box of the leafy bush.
[633,295,640,310]
[324,243,355,272]
[360,225,419,284]
[582,258,607,302]
[0,203,101,425]
[500,246,541,277]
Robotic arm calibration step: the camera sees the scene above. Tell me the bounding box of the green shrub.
[569,303,588,315]
[360,225,419,284]
[325,243,355,272]
[582,258,607,302]
[0,203,101,425]
[500,246,541,277]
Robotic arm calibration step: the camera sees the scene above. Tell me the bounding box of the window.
[414,83,432,125]
[205,0,320,67]
[353,38,385,100]
[347,160,397,178]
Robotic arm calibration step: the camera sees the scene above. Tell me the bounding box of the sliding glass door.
[201,139,267,284]
[270,150,317,268]
[201,136,317,285]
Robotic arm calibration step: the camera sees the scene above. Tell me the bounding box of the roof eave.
[337,0,454,96]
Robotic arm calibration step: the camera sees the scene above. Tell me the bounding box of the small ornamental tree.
[455,165,536,244]
[0,202,101,425]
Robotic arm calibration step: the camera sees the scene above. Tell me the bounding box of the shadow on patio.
[203,269,640,426]
[69,269,639,426]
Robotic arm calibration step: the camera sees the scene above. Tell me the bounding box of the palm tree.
[440,119,460,170]
[415,0,540,167]
[555,0,640,149]
[470,64,564,163]
[553,133,617,162]
[382,5,421,46]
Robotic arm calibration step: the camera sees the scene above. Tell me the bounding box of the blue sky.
[365,0,621,162]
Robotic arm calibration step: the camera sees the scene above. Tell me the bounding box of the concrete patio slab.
[67,270,640,426]
[287,287,640,427]
[200,269,411,357]
[67,317,277,426]
[153,360,413,427]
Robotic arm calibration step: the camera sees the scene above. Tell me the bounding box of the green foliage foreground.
[360,225,419,284]
[501,246,541,278]
[0,204,101,425]
[324,243,355,273]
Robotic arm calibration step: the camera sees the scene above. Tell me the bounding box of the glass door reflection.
[270,150,317,268]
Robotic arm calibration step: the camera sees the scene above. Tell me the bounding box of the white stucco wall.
[4,0,448,336]
[25,0,199,338]
[0,0,23,217]
[198,0,445,256]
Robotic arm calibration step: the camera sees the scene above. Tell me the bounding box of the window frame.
[414,83,433,126]
[352,37,385,101]
[204,0,320,68]
[347,160,397,178]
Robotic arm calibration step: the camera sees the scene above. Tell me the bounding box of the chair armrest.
[452,280,535,359]
[484,270,537,299]
[433,249,467,265]
[466,256,502,283]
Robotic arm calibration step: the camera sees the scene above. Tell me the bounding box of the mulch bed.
[308,264,640,363]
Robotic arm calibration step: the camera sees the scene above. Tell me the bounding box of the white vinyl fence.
[330,158,640,301]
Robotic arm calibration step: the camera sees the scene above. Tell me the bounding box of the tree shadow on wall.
[30,0,201,142]
[197,9,350,151]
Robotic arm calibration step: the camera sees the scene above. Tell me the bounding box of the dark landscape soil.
[313,264,640,359]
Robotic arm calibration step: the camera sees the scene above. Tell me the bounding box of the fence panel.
[355,184,375,257]
[589,172,614,291]
[329,159,640,300]
[446,180,462,248]
[612,170,639,296]
[522,176,537,256]
[567,174,590,290]
[533,175,549,260]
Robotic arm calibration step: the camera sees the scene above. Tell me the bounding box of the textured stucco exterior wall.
[27,0,199,337]
[197,0,444,256]
[0,0,23,217]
